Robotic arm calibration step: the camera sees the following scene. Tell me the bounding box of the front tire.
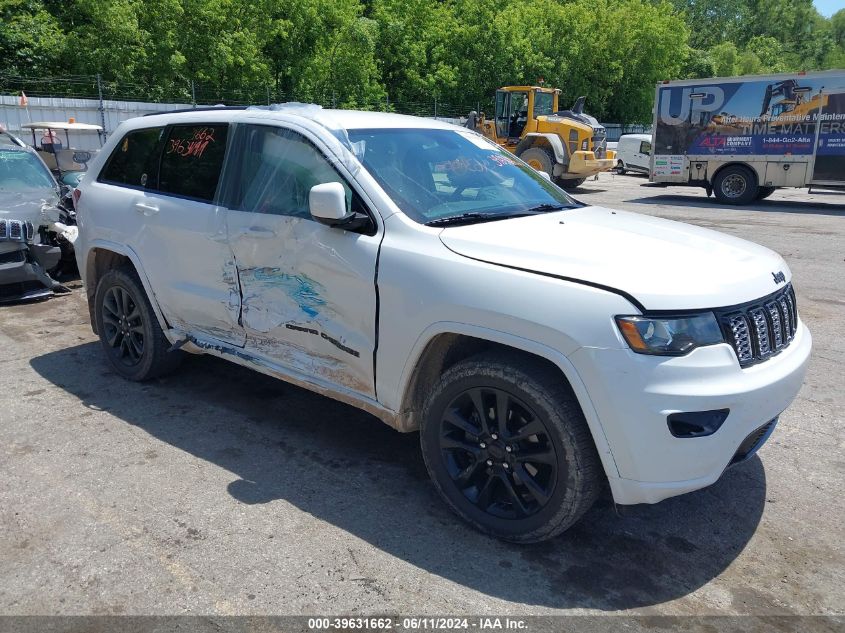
[713,165,758,204]
[518,147,555,179]
[420,353,602,543]
[94,267,182,381]
[615,160,626,175]
[557,177,586,190]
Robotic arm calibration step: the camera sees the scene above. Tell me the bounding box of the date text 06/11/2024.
[306,617,528,630]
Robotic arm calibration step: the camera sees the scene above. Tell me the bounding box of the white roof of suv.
[137,105,457,133]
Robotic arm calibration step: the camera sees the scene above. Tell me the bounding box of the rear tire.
[713,165,758,204]
[518,147,555,179]
[94,267,183,381]
[615,160,626,175]
[420,352,602,543]
[557,178,586,190]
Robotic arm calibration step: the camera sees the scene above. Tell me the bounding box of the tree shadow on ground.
[32,343,767,610]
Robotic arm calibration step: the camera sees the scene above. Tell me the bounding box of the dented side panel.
[226,211,379,397]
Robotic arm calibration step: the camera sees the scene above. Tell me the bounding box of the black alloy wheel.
[439,386,558,519]
[101,285,145,367]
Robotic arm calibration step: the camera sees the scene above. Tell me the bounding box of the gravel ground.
[0,174,842,616]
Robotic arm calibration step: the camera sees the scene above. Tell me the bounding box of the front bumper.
[569,320,812,504]
[563,152,616,177]
[0,244,66,303]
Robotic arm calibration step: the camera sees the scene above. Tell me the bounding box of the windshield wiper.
[426,212,518,227]
[525,203,569,212]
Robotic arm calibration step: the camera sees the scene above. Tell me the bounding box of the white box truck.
[649,70,845,203]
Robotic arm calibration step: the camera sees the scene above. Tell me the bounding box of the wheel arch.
[84,241,170,336]
[709,161,762,187]
[515,133,567,165]
[395,325,620,481]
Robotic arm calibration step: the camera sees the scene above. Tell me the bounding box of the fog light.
[667,409,729,438]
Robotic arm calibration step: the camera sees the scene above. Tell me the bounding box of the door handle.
[134,202,159,216]
[238,226,276,239]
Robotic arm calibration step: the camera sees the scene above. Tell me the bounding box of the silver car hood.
[0,188,61,226]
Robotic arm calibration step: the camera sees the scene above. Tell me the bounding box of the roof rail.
[143,106,249,117]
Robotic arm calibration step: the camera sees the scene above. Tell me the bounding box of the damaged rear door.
[107,123,245,345]
[222,123,379,397]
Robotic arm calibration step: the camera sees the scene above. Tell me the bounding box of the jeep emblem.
[772,271,786,284]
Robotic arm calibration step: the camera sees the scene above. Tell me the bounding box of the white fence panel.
[0,95,191,150]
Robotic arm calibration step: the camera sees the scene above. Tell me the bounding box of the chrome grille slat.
[0,218,34,243]
[767,302,784,349]
[717,284,798,367]
[777,296,792,339]
[727,314,753,364]
[750,308,771,357]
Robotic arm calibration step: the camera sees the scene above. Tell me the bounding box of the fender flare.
[515,133,567,165]
[394,321,622,481]
[84,239,173,336]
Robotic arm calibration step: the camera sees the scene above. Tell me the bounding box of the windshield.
[346,128,579,224]
[534,92,555,116]
[0,150,55,192]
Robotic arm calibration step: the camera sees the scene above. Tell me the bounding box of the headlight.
[615,313,724,356]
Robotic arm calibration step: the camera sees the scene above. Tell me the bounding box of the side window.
[158,124,228,202]
[99,127,163,188]
[223,124,351,219]
[639,141,652,155]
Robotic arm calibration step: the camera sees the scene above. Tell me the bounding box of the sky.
[813,0,841,17]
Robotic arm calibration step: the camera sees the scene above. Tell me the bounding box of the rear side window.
[158,124,228,202]
[99,127,163,188]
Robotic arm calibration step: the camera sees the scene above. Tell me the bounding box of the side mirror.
[309,182,373,233]
[309,182,349,224]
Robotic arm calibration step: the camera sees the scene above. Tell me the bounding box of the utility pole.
[96,73,107,140]
[191,80,196,108]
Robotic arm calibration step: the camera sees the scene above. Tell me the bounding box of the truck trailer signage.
[650,70,845,202]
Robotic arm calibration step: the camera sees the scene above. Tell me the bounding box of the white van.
[615,133,652,175]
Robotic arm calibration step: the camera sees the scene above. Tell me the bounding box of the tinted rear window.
[99,127,163,188]
[158,124,228,202]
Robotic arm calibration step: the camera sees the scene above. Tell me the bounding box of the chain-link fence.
[0,72,489,121]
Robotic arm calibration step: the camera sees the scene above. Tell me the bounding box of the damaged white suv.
[75,106,811,542]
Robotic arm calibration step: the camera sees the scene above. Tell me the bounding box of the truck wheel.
[756,186,776,200]
[420,353,602,543]
[558,178,586,190]
[94,267,183,381]
[713,165,758,204]
[518,147,555,179]
[615,160,626,175]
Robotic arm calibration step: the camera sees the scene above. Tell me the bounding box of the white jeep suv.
[74,105,811,542]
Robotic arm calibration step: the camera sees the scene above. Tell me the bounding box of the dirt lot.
[0,174,843,616]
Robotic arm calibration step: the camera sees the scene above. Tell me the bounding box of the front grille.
[716,284,798,367]
[0,219,34,243]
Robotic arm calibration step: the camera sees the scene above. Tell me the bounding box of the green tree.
[0,0,65,77]
[710,41,740,76]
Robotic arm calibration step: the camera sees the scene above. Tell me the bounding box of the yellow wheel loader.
[466,86,615,189]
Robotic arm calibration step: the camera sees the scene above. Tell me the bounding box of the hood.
[0,188,61,226]
[438,206,790,311]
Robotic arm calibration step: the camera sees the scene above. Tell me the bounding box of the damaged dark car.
[0,133,75,302]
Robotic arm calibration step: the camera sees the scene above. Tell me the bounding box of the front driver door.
[222,123,380,397]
